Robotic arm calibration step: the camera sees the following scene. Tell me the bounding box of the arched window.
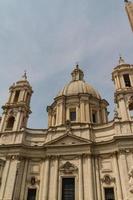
[6,116,15,130]
[14,90,20,103]
[129,103,133,118]
[92,110,97,123]
[123,74,131,87]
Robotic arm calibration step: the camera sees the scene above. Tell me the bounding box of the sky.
[0,0,132,129]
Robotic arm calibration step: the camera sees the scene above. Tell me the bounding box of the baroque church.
[0,1,133,200]
[0,57,133,200]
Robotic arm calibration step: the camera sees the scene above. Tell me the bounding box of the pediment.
[45,133,91,147]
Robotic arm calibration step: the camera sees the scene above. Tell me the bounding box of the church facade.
[0,58,133,200]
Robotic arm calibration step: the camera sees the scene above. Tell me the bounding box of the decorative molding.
[5,155,25,161]
[101,174,115,185]
[27,176,40,186]
[60,155,79,160]
[60,161,78,174]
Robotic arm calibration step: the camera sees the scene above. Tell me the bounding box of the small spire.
[22,70,27,80]
[119,55,125,65]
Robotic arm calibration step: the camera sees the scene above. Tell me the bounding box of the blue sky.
[0,0,132,128]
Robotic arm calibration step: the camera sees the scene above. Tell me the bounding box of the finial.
[75,62,79,69]
[119,55,125,65]
[22,70,27,80]
[125,0,128,3]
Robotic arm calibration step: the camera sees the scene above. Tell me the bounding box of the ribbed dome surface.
[57,80,101,99]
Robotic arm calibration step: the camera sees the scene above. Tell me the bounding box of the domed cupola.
[57,65,101,99]
[47,65,109,128]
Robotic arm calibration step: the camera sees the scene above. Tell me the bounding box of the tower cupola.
[0,72,33,132]
[112,57,133,121]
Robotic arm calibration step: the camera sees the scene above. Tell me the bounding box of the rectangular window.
[62,178,75,200]
[123,74,131,87]
[70,108,76,121]
[104,188,115,200]
[27,188,36,200]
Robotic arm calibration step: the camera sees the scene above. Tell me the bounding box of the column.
[112,153,123,200]
[66,107,69,120]
[20,90,25,101]
[10,91,15,103]
[48,112,52,127]
[56,105,59,125]
[52,115,54,126]
[59,103,63,125]
[0,159,10,200]
[53,157,59,200]
[102,108,107,123]
[85,103,90,123]
[20,159,29,200]
[118,151,128,199]
[88,155,94,199]
[116,76,121,89]
[42,158,50,200]
[95,156,102,200]
[79,156,84,200]
[114,77,118,90]
[13,159,25,200]
[119,98,129,121]
[14,111,22,131]
[80,101,85,122]
[3,157,18,200]
[38,160,45,200]
[0,113,7,131]
[97,110,100,123]
[76,106,80,122]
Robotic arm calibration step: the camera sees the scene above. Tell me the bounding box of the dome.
[57,65,101,99]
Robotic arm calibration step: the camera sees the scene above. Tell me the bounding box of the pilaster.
[79,156,84,200]
[41,157,50,200]
[118,150,129,199]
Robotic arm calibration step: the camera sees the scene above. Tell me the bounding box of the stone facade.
[0,60,133,200]
[125,0,133,31]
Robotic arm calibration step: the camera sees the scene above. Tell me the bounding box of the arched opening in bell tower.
[123,74,131,87]
[129,102,133,118]
[5,116,15,131]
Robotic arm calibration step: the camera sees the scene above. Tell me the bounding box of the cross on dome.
[22,70,27,80]
[119,55,125,65]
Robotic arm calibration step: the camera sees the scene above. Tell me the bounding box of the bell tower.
[112,57,133,121]
[0,72,33,132]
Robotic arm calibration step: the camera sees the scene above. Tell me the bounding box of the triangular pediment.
[45,133,91,147]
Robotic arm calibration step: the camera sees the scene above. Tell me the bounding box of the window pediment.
[60,161,78,174]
